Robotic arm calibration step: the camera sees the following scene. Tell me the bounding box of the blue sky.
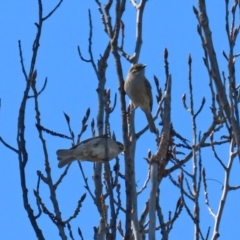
[1,0,240,239]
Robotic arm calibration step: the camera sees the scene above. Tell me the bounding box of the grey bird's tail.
[145,112,156,133]
[56,149,76,168]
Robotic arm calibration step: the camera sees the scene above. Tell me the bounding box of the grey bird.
[124,63,156,133]
[56,136,124,168]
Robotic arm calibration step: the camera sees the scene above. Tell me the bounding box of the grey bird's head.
[129,63,146,77]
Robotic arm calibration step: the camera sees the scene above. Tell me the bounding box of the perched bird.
[124,63,156,133]
[56,136,124,168]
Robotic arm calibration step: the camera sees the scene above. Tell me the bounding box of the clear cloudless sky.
[1,0,240,239]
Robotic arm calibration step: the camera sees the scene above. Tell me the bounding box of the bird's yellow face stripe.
[118,142,124,151]
[130,64,145,73]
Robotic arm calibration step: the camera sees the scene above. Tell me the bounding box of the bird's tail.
[56,149,76,168]
[145,112,157,133]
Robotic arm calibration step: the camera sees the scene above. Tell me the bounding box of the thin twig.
[0,136,19,153]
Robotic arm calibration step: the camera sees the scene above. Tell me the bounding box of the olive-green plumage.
[124,63,156,133]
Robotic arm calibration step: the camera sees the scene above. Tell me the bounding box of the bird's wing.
[70,135,108,150]
[144,79,153,111]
